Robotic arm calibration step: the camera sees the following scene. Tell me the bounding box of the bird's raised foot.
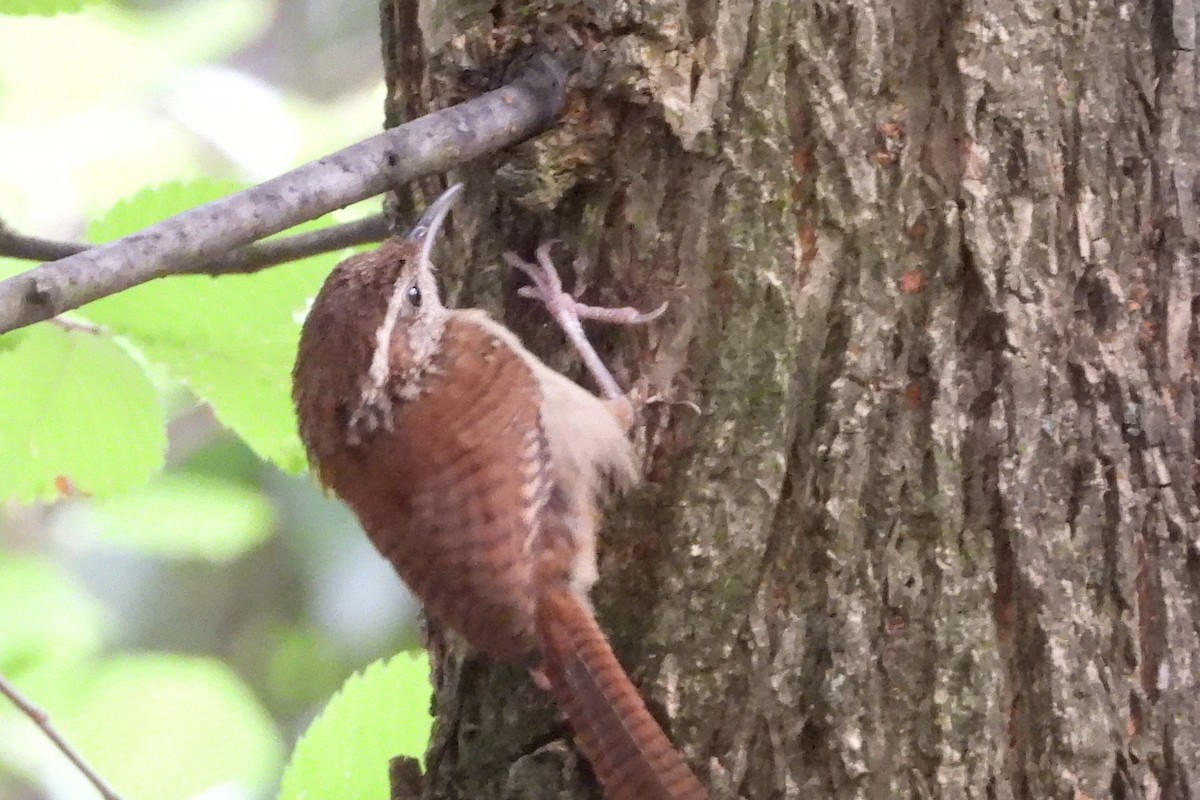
[503,243,665,401]
[506,242,667,326]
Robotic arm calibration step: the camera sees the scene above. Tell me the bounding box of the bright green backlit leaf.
[0,655,282,800]
[90,471,274,561]
[82,181,338,473]
[0,324,165,502]
[0,0,98,16]
[0,257,29,281]
[0,553,107,673]
[277,651,433,800]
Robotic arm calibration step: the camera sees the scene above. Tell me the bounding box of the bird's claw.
[503,243,665,401]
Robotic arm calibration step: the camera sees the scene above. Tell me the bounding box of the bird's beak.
[405,183,463,272]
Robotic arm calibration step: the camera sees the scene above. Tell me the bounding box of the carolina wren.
[292,184,707,800]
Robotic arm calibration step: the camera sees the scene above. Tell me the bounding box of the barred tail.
[536,588,708,800]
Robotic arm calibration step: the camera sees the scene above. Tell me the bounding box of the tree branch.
[195,215,390,275]
[0,227,78,263]
[0,215,390,277]
[0,672,125,800]
[0,52,567,335]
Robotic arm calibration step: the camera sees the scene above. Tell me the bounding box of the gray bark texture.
[381,1,1200,798]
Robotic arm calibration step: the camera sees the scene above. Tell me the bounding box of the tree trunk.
[380,1,1200,798]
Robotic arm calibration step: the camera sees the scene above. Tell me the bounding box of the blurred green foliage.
[84,180,334,476]
[0,553,109,670]
[0,2,434,799]
[278,653,433,800]
[0,324,167,502]
[0,0,99,15]
[4,654,284,799]
[92,472,276,561]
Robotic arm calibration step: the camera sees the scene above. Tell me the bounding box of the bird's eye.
[405,285,422,307]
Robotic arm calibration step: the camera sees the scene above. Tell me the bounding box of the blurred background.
[0,2,424,798]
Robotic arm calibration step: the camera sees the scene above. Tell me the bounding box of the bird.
[292,183,707,800]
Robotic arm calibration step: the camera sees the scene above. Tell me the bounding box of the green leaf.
[277,651,433,800]
[0,257,30,282]
[0,0,99,16]
[0,553,108,673]
[0,324,165,502]
[89,471,275,561]
[83,180,246,246]
[0,655,283,800]
[82,181,339,473]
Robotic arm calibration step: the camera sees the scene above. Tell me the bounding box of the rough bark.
[381,1,1200,798]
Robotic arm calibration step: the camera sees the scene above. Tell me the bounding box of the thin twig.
[0,215,389,276]
[192,214,390,275]
[0,227,79,262]
[0,52,567,335]
[0,672,125,800]
[49,317,104,335]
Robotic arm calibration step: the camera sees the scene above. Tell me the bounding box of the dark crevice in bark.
[1149,0,1180,75]
[685,0,715,42]
[1160,722,1194,799]
[379,0,425,223]
[1136,520,1166,706]
[1110,751,1135,800]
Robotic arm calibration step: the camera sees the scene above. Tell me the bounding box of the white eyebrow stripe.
[367,276,409,392]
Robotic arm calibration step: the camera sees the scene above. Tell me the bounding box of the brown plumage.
[292,185,707,799]
[538,588,709,800]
